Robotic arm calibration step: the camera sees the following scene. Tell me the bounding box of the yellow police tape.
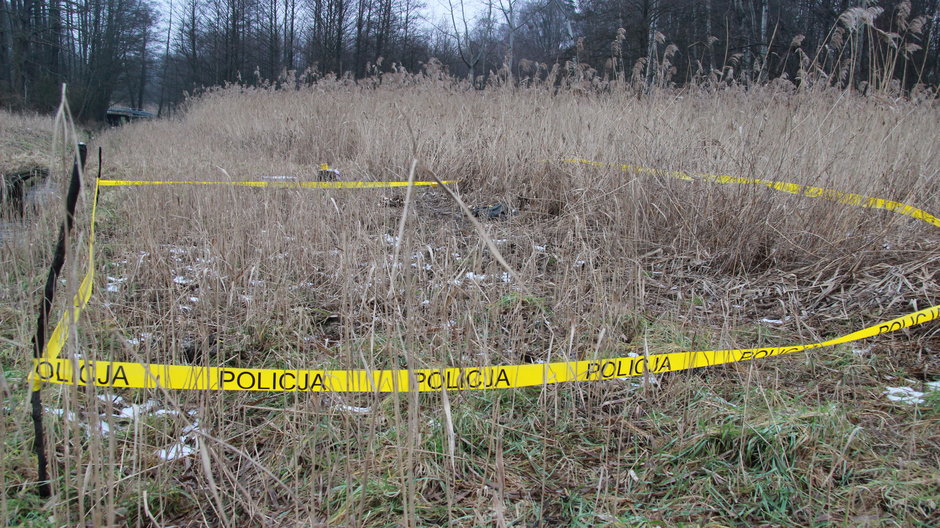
[560,158,940,228]
[28,160,940,392]
[28,174,446,390]
[98,179,453,189]
[98,161,454,188]
[30,304,940,391]
[30,178,100,391]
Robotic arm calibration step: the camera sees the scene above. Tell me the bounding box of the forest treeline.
[1,0,938,121]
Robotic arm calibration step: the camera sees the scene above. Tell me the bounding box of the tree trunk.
[757,0,769,82]
[283,0,295,71]
[158,0,172,116]
[927,0,940,82]
[645,0,659,88]
[0,0,13,89]
[705,0,714,71]
[136,24,148,108]
[354,0,370,77]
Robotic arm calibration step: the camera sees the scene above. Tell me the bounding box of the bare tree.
[283,0,297,70]
[446,0,494,77]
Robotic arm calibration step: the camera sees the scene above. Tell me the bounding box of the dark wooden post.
[30,142,87,498]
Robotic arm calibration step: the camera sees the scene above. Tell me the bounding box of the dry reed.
[2,77,939,526]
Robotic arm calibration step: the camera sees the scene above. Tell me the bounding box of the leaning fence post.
[30,142,87,498]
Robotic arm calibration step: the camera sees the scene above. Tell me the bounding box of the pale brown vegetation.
[2,77,939,526]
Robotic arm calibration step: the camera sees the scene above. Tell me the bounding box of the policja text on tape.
[32,304,940,392]
[30,160,940,392]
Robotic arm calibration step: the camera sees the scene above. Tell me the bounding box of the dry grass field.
[2,76,940,527]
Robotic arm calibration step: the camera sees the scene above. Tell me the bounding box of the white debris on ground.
[884,386,926,404]
[117,400,158,419]
[125,332,152,346]
[449,271,520,287]
[631,374,659,387]
[105,276,126,292]
[759,316,791,325]
[45,407,79,422]
[883,382,939,405]
[450,272,480,286]
[155,443,196,461]
[117,246,237,319]
[334,404,371,414]
[155,417,202,461]
[46,396,200,461]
